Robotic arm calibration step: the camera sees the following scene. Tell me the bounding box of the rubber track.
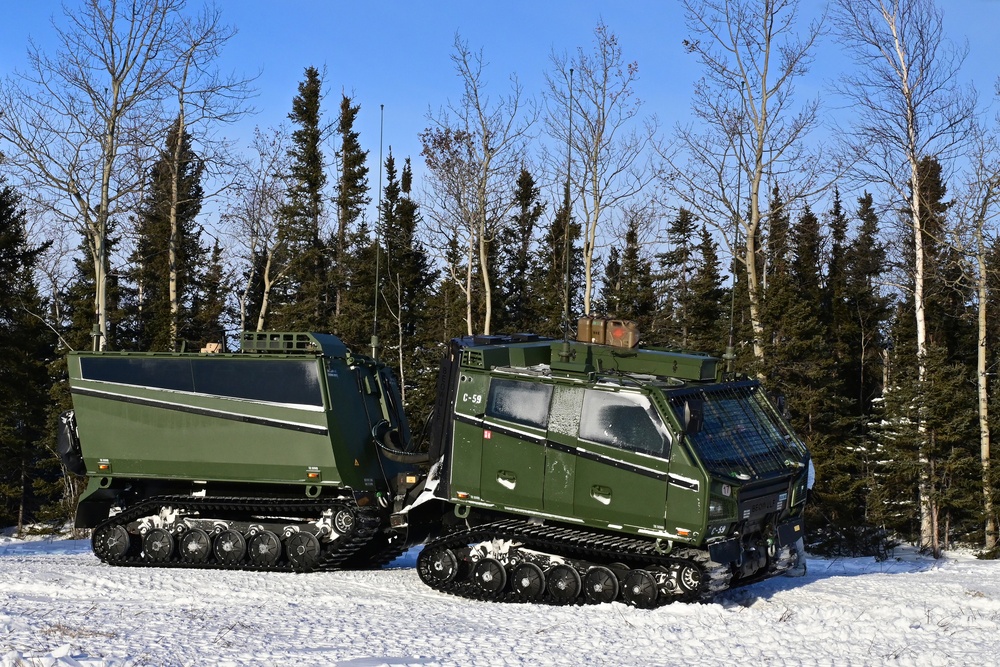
[336,531,408,570]
[90,495,383,573]
[417,519,734,608]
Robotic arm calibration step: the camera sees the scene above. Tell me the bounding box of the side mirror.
[684,398,704,435]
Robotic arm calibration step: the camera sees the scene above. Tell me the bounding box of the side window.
[548,385,584,436]
[486,379,553,429]
[579,389,670,457]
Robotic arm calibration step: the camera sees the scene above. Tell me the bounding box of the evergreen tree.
[879,157,979,551]
[825,189,851,366]
[270,66,331,330]
[683,224,728,355]
[337,219,378,352]
[379,153,436,414]
[600,247,621,316]
[493,168,545,333]
[0,178,57,533]
[129,118,206,351]
[63,230,134,351]
[536,200,582,338]
[187,241,229,349]
[759,184,793,380]
[333,94,370,330]
[657,208,710,348]
[426,237,469,345]
[610,215,656,331]
[843,193,892,419]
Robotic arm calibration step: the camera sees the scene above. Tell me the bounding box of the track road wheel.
[249,530,282,567]
[333,508,356,536]
[418,547,460,585]
[179,528,211,563]
[676,562,702,598]
[547,564,582,605]
[623,569,659,609]
[143,528,175,562]
[510,562,546,602]
[94,524,133,562]
[285,532,321,572]
[472,558,507,597]
[584,566,619,604]
[214,529,247,565]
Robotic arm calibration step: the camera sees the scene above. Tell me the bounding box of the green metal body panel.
[67,332,415,528]
[437,335,808,550]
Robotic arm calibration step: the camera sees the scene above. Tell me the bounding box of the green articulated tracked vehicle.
[392,318,812,608]
[59,319,810,609]
[60,332,424,572]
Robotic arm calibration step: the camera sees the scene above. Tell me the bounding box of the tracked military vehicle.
[392,318,811,608]
[61,332,422,572]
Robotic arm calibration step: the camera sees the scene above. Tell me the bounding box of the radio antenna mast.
[371,104,385,360]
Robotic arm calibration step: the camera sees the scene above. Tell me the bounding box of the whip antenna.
[372,103,384,359]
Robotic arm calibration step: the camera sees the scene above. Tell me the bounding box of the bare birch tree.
[831,0,976,554]
[951,123,1000,551]
[669,0,823,366]
[222,126,292,332]
[545,21,660,316]
[0,0,190,349]
[421,35,535,335]
[158,6,254,348]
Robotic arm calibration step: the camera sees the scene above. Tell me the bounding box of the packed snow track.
[3,536,1000,666]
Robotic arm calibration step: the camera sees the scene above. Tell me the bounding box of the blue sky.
[2,1,999,214]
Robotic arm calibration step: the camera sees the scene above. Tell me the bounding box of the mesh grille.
[667,382,805,478]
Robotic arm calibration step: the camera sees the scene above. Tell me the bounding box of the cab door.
[477,378,551,512]
[572,388,671,531]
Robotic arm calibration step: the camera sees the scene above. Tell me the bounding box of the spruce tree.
[684,224,728,355]
[129,118,206,351]
[879,157,979,552]
[333,94,370,330]
[493,168,545,333]
[271,66,331,331]
[600,247,622,316]
[378,153,436,413]
[337,219,378,352]
[611,216,657,331]
[0,178,57,533]
[536,201,582,338]
[187,241,229,348]
[658,208,729,354]
[843,193,892,418]
[426,238,469,345]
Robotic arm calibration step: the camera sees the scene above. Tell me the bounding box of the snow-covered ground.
[2,535,1000,667]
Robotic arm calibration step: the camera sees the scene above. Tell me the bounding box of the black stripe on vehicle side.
[70,387,329,436]
[545,440,669,482]
[454,412,669,482]
[453,412,546,444]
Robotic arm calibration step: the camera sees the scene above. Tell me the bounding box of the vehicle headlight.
[709,498,728,520]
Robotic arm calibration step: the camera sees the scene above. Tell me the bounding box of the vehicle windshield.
[666,381,805,478]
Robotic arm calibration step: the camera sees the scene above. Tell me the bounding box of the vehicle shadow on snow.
[712,554,945,606]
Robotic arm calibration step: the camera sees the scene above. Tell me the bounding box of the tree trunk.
[465,236,475,336]
[977,222,997,550]
[911,160,935,554]
[478,215,492,335]
[169,108,186,350]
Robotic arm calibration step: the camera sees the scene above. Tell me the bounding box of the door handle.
[497,470,517,489]
[591,485,612,504]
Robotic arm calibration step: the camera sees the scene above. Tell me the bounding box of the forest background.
[2,0,1000,561]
